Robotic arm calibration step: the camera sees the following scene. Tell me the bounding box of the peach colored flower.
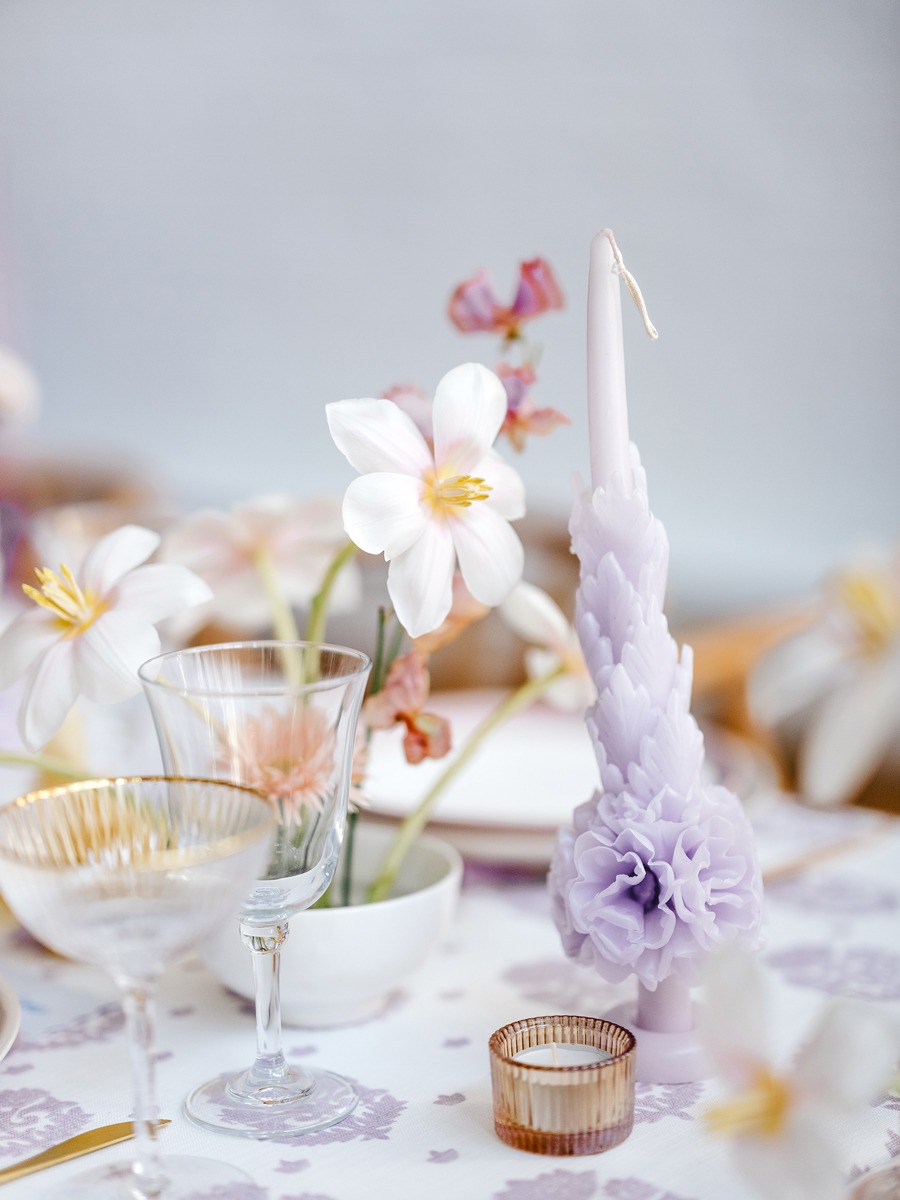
[413,573,490,656]
[222,703,336,821]
[382,384,433,442]
[364,651,451,766]
[497,363,570,452]
[448,257,564,341]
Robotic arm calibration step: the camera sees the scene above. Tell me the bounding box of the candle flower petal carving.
[548,467,763,990]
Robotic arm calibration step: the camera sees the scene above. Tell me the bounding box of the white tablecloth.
[0,796,898,1200]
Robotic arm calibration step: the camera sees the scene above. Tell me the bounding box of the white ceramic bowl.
[201,822,463,1027]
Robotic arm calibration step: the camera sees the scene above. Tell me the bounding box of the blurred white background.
[0,0,897,621]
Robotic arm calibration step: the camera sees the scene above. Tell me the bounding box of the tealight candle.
[513,1043,612,1067]
[489,1015,635,1156]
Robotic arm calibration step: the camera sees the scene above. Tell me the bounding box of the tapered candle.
[587,230,630,492]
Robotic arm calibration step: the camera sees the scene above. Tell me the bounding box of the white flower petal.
[701,944,771,1087]
[794,999,900,1111]
[0,610,59,688]
[478,449,527,520]
[327,399,434,477]
[80,525,160,594]
[799,650,900,805]
[18,640,78,750]
[113,562,213,623]
[387,524,456,638]
[342,474,428,559]
[748,627,849,727]
[500,580,570,650]
[432,364,507,473]
[161,510,233,563]
[74,611,161,703]
[733,1116,845,1200]
[451,506,524,607]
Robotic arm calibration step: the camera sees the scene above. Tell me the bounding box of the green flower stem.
[0,751,90,781]
[365,665,566,904]
[305,540,359,646]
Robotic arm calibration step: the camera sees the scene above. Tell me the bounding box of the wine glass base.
[40,1154,253,1199]
[849,1164,900,1199]
[185,1066,358,1138]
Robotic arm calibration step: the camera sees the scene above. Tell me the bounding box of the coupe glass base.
[42,1154,253,1199]
[849,1164,900,1199]
[184,1067,358,1138]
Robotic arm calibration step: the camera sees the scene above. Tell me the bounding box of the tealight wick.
[601,229,659,340]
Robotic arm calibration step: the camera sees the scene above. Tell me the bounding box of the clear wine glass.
[0,776,276,1200]
[138,640,370,1139]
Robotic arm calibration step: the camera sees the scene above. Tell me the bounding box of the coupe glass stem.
[117,975,165,1200]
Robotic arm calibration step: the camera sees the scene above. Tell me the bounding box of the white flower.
[702,944,900,1200]
[160,494,359,633]
[0,345,40,426]
[499,580,595,711]
[749,548,900,805]
[326,362,526,638]
[0,524,211,750]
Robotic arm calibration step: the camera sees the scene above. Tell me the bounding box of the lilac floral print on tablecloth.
[765,945,900,1000]
[766,874,900,915]
[493,1167,598,1199]
[633,1082,704,1125]
[603,1181,698,1200]
[502,958,613,1014]
[15,1002,124,1052]
[0,1088,92,1156]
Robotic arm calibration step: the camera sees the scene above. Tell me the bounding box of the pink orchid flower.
[496,362,571,452]
[448,257,564,340]
[364,651,451,766]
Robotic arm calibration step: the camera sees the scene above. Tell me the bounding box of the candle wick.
[602,230,659,341]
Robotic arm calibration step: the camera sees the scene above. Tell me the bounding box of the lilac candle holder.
[489,1015,635,1156]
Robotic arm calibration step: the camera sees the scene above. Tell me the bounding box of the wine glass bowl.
[138,640,371,1138]
[0,776,277,1199]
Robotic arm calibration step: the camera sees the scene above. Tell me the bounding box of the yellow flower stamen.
[705,1068,792,1139]
[426,473,492,515]
[835,568,900,656]
[22,564,107,635]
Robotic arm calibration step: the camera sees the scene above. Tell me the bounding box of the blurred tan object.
[27,498,179,571]
[678,605,815,744]
[2,460,166,588]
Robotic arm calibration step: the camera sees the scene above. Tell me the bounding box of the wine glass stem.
[243,922,290,1085]
[118,976,165,1200]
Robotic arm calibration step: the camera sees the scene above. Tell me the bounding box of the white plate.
[0,976,21,1064]
[364,689,779,866]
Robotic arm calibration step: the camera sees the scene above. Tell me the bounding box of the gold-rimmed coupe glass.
[0,776,276,1200]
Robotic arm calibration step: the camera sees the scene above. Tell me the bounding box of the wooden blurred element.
[678,606,814,737]
[1,450,159,514]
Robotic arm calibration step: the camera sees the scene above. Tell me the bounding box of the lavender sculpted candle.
[548,231,764,1083]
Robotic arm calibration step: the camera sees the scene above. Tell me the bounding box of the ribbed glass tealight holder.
[489,1015,636,1155]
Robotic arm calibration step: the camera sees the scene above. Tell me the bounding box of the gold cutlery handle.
[0,1119,170,1185]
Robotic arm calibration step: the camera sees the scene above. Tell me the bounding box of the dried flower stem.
[366,664,565,903]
